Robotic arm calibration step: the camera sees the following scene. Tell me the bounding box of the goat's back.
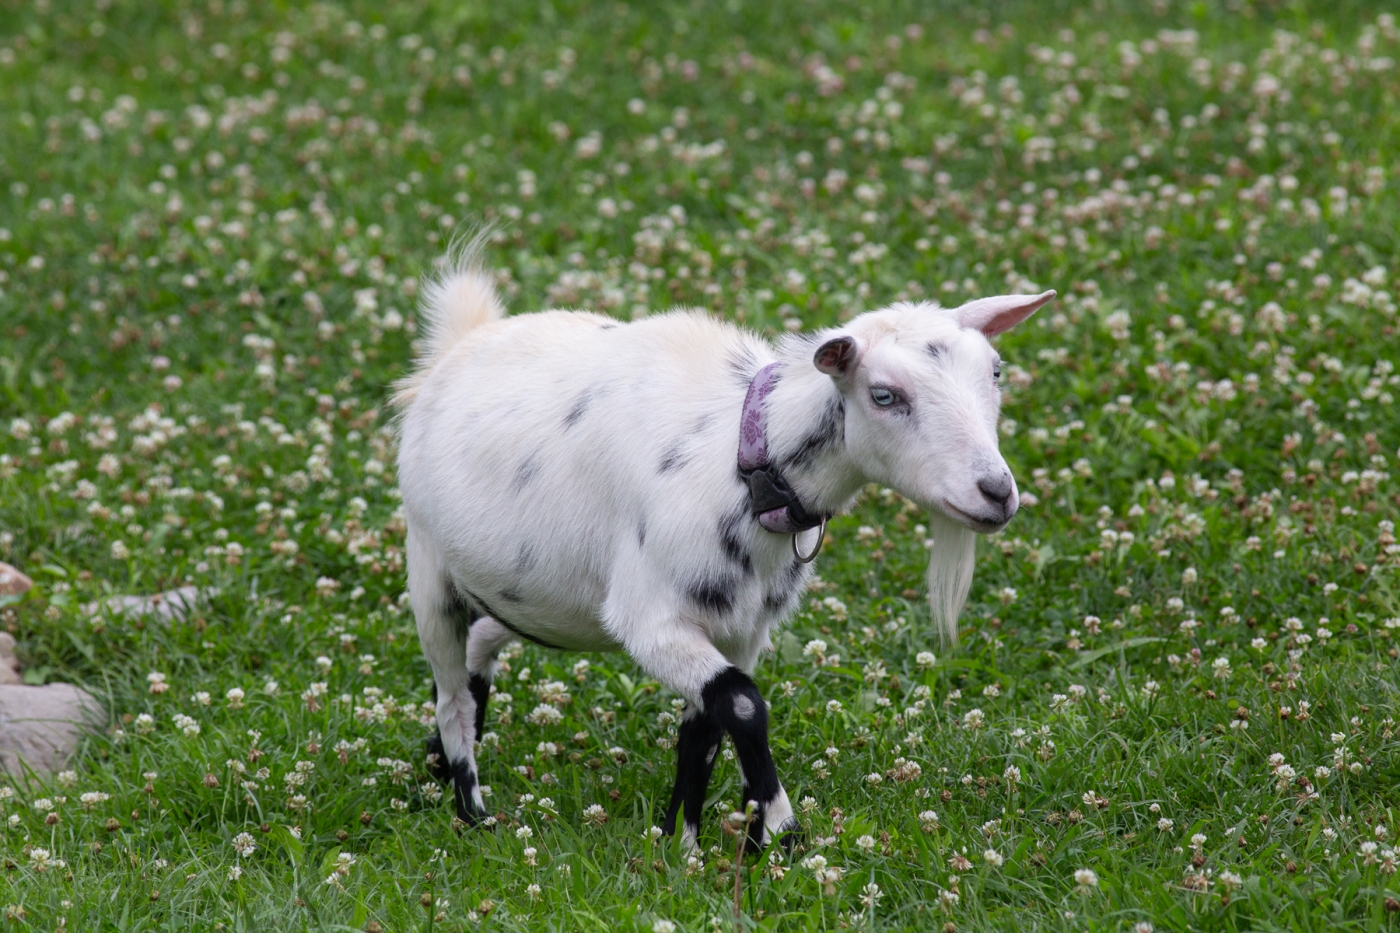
[397,308,772,648]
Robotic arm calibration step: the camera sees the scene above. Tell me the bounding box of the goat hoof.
[452,806,489,830]
[775,817,803,854]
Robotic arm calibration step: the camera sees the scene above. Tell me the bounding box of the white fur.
[397,258,1050,690]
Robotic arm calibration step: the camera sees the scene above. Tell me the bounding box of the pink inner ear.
[957,290,1057,337]
[813,335,859,376]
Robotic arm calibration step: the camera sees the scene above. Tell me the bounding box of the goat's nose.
[977,472,1014,510]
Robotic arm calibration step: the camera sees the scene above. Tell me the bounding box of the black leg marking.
[468,673,491,743]
[704,667,781,853]
[425,730,450,783]
[662,706,724,841]
[450,758,485,825]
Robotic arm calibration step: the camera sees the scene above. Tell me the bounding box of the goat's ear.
[813,335,861,379]
[956,290,1056,338]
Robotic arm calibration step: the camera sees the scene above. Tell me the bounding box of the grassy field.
[2,0,1399,929]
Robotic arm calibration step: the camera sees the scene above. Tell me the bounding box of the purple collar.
[738,363,828,536]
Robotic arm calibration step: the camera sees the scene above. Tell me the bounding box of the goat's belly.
[447,545,621,653]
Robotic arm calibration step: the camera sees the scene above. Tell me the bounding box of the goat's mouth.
[940,499,1013,534]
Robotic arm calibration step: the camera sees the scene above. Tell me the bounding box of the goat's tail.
[394,230,504,407]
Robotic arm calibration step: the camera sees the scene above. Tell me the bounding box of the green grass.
[1,0,1399,929]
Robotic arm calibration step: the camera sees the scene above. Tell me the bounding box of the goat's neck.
[761,356,866,516]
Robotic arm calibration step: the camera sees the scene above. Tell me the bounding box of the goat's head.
[812,290,1055,636]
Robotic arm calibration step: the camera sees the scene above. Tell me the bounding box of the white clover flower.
[526,704,564,726]
[1073,868,1098,891]
[231,832,257,857]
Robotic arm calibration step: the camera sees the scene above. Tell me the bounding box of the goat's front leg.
[703,667,799,853]
[615,619,797,854]
[662,703,723,851]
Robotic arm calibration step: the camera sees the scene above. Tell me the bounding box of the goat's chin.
[923,510,977,642]
[938,499,1014,534]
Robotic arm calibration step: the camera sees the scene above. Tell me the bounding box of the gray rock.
[0,563,31,597]
[82,585,207,624]
[0,634,21,686]
[0,684,104,773]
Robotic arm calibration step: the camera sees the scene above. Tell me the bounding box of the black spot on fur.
[926,341,947,360]
[600,323,618,330]
[513,543,536,575]
[726,345,762,387]
[468,673,491,743]
[563,389,591,429]
[687,576,737,615]
[444,585,481,640]
[637,520,647,548]
[498,589,523,604]
[780,394,845,471]
[511,452,541,492]
[658,440,689,474]
[718,506,753,576]
[763,559,805,614]
[688,414,714,436]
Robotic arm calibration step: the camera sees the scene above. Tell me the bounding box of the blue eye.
[870,387,897,407]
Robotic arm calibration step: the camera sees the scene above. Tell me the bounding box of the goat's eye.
[993,365,1002,383]
[870,387,897,408]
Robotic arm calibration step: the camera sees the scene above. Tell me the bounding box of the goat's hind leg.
[662,703,723,851]
[411,557,492,825]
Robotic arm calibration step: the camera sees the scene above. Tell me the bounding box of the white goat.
[395,252,1052,850]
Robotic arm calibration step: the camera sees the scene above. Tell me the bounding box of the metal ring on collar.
[792,517,827,564]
